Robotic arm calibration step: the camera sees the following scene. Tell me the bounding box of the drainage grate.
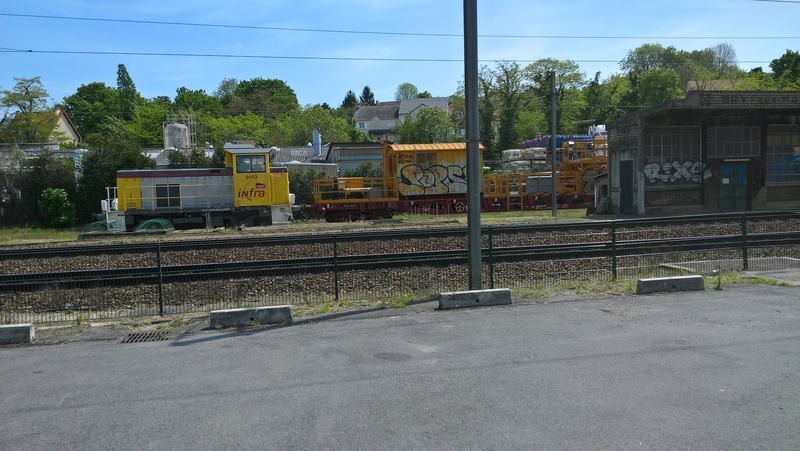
[120,331,170,344]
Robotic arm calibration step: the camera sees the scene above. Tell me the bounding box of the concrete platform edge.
[439,288,512,310]
[0,323,35,345]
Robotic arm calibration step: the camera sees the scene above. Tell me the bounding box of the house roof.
[55,109,81,141]
[271,145,329,164]
[398,97,450,116]
[353,101,401,122]
[223,142,257,151]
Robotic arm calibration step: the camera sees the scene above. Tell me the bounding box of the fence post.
[611,222,617,282]
[488,227,495,289]
[333,237,340,302]
[156,244,164,316]
[741,215,749,271]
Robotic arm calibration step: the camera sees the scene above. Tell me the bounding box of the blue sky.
[1,0,798,110]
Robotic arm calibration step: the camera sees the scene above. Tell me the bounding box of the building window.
[358,122,366,129]
[642,126,703,185]
[156,184,180,208]
[389,121,395,128]
[236,155,266,173]
[767,125,800,184]
[708,127,760,158]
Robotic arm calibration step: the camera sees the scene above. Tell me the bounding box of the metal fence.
[1,213,798,324]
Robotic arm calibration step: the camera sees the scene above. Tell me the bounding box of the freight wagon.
[305,139,606,222]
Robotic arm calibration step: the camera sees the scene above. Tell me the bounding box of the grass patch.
[1,227,79,245]
[292,294,432,317]
[574,280,637,295]
[721,271,791,287]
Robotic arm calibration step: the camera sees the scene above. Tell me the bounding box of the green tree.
[633,69,683,108]
[343,161,381,177]
[476,73,496,158]
[710,43,739,78]
[62,82,119,136]
[116,64,139,121]
[620,44,685,75]
[9,152,77,225]
[270,104,357,146]
[0,77,57,143]
[334,90,360,123]
[174,87,221,114]
[524,58,588,134]
[359,86,376,106]
[226,78,299,119]
[289,169,326,205]
[395,83,419,100]
[393,107,455,144]
[128,96,173,148]
[203,113,269,149]
[1,76,49,114]
[514,109,546,143]
[39,188,76,228]
[0,147,26,226]
[490,62,528,152]
[581,72,631,125]
[341,90,358,108]
[770,50,800,89]
[76,118,154,221]
[734,69,779,90]
[213,78,239,107]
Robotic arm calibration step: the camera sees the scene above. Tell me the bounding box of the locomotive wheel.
[453,201,466,213]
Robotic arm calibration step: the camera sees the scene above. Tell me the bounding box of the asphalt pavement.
[1,280,799,450]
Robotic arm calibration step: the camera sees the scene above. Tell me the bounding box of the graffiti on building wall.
[399,164,467,195]
[643,161,713,184]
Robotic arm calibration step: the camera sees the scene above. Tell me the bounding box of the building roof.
[272,145,318,164]
[352,101,401,122]
[55,109,81,142]
[386,142,482,152]
[398,97,450,116]
[608,90,800,128]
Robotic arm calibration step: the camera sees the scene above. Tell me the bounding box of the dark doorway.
[719,161,749,211]
[619,159,634,215]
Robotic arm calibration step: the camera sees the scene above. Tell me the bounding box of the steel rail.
[1,211,797,260]
[3,231,797,293]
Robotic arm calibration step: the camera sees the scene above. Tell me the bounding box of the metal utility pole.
[464,0,481,290]
[549,71,558,217]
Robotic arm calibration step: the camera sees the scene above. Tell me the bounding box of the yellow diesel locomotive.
[103,147,292,231]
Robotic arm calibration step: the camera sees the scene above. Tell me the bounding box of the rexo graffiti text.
[643,161,713,184]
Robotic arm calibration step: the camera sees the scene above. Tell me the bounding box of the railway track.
[3,230,798,293]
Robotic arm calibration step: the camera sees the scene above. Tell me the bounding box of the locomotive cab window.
[156,184,181,208]
[237,155,267,173]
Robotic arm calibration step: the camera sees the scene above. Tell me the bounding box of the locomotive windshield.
[236,155,267,173]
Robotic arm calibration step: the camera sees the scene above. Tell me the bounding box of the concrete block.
[439,288,512,310]
[210,305,293,329]
[636,275,705,295]
[0,323,34,345]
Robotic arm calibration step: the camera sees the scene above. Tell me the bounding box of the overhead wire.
[1,13,797,40]
[0,48,779,66]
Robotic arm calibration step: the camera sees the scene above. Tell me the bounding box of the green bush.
[39,188,76,228]
[289,169,327,205]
